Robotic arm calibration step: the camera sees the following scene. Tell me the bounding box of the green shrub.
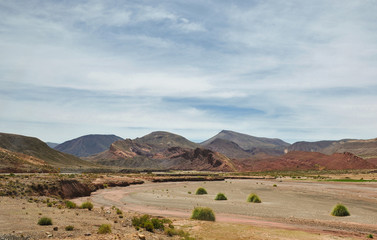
[151,218,164,230]
[331,204,350,217]
[247,193,261,203]
[132,214,150,229]
[367,234,374,239]
[165,228,192,239]
[143,220,154,232]
[215,193,227,200]
[98,224,111,234]
[116,208,123,215]
[191,207,215,221]
[65,201,76,209]
[273,184,277,187]
[38,217,52,225]
[47,202,52,207]
[195,187,207,195]
[80,201,93,210]
[65,225,74,231]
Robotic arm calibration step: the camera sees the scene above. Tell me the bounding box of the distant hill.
[46,142,59,148]
[201,130,290,158]
[54,134,123,157]
[0,132,95,170]
[86,131,236,171]
[288,138,377,158]
[0,147,56,173]
[235,151,376,171]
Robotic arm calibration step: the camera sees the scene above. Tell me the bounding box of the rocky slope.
[54,134,123,157]
[288,138,377,158]
[235,151,376,172]
[0,132,96,170]
[86,131,236,171]
[201,130,290,158]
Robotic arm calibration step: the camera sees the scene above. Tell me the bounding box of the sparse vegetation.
[116,208,123,215]
[331,204,350,217]
[132,214,170,232]
[65,200,76,209]
[65,225,74,231]
[247,193,261,203]
[367,234,374,239]
[214,193,227,200]
[38,217,52,225]
[80,201,93,210]
[98,224,111,234]
[195,187,207,195]
[191,207,215,221]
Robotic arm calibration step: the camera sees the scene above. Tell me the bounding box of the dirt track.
[81,179,377,237]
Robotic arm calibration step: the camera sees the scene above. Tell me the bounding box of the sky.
[1,0,377,144]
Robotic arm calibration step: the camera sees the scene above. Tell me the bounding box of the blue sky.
[1,0,377,143]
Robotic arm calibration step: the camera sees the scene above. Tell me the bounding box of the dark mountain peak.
[54,134,123,157]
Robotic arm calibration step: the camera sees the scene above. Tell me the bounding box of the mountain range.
[85,131,236,171]
[1,130,376,172]
[54,134,123,157]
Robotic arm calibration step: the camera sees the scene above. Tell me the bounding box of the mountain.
[54,134,123,157]
[0,132,95,170]
[201,130,291,158]
[0,147,56,173]
[86,131,236,171]
[46,142,59,148]
[235,151,376,172]
[288,138,377,158]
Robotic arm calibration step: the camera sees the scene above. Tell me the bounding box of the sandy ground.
[78,179,377,239]
[0,197,176,240]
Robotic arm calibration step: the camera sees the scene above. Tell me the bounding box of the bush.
[132,214,150,229]
[195,187,207,195]
[65,201,76,209]
[38,217,52,225]
[143,220,154,232]
[47,202,52,207]
[191,207,215,221]
[65,225,74,231]
[151,218,164,230]
[215,193,227,200]
[247,193,261,203]
[116,208,123,215]
[98,224,111,234]
[367,234,374,239]
[80,201,93,210]
[331,204,350,217]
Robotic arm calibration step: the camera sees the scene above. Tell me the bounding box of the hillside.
[0,133,96,170]
[201,130,290,157]
[235,151,376,172]
[288,138,377,158]
[0,147,56,173]
[86,131,236,171]
[54,134,123,157]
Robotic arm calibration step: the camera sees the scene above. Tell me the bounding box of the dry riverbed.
[76,179,377,239]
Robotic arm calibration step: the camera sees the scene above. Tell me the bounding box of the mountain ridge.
[54,134,123,157]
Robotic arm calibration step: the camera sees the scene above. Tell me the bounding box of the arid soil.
[0,196,181,240]
[79,179,377,239]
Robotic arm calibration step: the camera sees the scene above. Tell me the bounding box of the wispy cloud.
[1,0,377,143]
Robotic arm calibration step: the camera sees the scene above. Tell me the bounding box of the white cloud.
[1,0,377,142]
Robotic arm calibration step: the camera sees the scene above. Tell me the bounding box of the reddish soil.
[235,151,376,171]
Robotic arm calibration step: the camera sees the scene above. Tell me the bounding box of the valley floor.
[75,178,377,239]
